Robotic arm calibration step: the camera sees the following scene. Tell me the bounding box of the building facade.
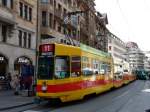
[126,42,145,70]
[38,0,108,52]
[39,0,81,46]
[144,57,150,72]
[108,33,129,73]
[0,0,37,79]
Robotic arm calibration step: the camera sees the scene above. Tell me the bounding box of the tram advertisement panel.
[39,44,54,56]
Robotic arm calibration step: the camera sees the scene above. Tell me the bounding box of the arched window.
[14,56,32,73]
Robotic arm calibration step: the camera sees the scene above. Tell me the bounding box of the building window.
[7,0,13,8]
[54,0,56,8]
[10,0,13,8]
[42,11,47,26]
[49,13,52,28]
[29,7,32,21]
[23,32,27,47]
[54,20,56,30]
[63,8,67,17]
[19,2,23,17]
[58,23,61,32]
[19,2,32,21]
[2,25,7,43]
[28,33,31,48]
[41,0,49,3]
[24,5,28,20]
[50,0,53,5]
[58,4,62,12]
[18,30,22,46]
[109,46,112,51]
[2,0,7,7]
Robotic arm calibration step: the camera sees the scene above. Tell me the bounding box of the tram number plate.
[41,52,53,56]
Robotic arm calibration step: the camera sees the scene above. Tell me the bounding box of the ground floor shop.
[0,43,36,89]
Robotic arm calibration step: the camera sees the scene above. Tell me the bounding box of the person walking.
[11,74,20,95]
[6,73,12,90]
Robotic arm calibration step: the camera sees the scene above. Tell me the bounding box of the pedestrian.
[11,74,20,95]
[19,75,24,91]
[24,75,32,96]
[6,73,12,90]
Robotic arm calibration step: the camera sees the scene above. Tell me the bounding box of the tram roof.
[80,43,111,58]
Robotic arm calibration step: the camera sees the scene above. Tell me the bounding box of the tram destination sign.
[39,44,54,56]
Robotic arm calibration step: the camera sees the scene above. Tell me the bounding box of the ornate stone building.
[0,0,37,86]
[38,0,109,52]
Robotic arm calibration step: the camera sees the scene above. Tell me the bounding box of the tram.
[36,43,135,102]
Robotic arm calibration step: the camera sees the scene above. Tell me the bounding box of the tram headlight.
[42,82,47,92]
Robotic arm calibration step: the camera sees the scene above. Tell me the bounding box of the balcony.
[40,4,54,13]
[80,17,89,36]
[41,26,53,36]
[54,9,63,20]
[0,7,16,25]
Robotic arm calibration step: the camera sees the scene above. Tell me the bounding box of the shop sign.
[0,57,4,61]
[18,58,29,63]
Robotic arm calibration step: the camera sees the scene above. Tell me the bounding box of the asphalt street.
[4,80,150,112]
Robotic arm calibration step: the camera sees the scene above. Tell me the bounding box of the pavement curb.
[0,102,34,111]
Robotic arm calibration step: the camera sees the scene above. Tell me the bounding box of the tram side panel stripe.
[36,79,112,93]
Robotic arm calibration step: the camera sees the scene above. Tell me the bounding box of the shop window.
[54,56,70,79]
[71,56,81,77]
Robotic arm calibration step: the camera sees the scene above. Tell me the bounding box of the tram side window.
[82,68,93,76]
[55,56,70,79]
[100,63,111,75]
[92,59,99,75]
[71,56,81,77]
[100,63,105,75]
[82,56,93,76]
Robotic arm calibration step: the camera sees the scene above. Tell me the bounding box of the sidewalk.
[0,90,34,111]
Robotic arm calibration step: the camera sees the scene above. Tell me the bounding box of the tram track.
[21,80,145,112]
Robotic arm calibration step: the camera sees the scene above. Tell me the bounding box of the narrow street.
[4,80,149,112]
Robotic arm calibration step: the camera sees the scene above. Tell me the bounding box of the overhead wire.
[115,0,134,41]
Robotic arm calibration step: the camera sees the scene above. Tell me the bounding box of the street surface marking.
[23,110,41,112]
[113,91,129,100]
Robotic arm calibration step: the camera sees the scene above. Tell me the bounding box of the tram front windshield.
[38,57,54,79]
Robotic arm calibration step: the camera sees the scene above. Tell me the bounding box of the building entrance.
[0,54,8,79]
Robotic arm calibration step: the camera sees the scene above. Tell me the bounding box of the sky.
[95,0,150,51]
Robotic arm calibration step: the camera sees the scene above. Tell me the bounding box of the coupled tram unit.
[36,43,136,102]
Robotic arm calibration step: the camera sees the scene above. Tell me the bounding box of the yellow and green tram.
[36,43,135,102]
